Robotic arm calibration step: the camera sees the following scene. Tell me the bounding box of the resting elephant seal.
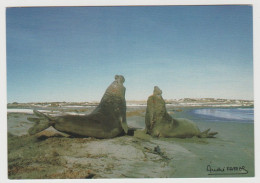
[28,75,128,139]
[145,86,217,138]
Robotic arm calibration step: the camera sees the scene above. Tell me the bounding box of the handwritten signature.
[207,165,248,175]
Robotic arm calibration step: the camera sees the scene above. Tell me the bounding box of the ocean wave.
[237,108,254,111]
[193,108,254,121]
[62,105,87,108]
[7,109,34,114]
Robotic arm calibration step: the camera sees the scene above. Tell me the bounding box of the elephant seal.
[145,86,217,138]
[28,75,128,139]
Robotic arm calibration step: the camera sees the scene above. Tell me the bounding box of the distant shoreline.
[7,98,254,109]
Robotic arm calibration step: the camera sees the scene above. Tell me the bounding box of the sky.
[6,6,253,102]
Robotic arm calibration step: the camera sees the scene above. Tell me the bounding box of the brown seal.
[28,75,128,139]
[145,86,218,138]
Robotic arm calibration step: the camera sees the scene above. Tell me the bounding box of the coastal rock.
[28,75,128,138]
[145,86,217,138]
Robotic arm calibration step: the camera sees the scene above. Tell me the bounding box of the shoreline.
[7,105,254,178]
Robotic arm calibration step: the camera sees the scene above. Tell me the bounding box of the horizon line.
[7,97,254,104]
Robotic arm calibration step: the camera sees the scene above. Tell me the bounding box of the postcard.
[1,1,259,182]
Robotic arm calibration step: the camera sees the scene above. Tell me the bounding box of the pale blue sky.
[6,6,253,102]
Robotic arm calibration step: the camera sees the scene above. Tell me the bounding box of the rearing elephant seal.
[145,86,217,138]
[28,75,128,139]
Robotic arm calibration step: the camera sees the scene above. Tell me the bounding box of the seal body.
[145,86,217,138]
[28,75,128,139]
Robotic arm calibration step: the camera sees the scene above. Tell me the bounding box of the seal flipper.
[119,116,128,134]
[28,110,53,135]
[207,132,218,138]
[28,119,51,135]
[33,110,54,121]
[199,128,218,138]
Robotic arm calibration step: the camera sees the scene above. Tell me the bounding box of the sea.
[190,107,254,123]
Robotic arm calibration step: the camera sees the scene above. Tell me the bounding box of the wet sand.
[7,106,254,178]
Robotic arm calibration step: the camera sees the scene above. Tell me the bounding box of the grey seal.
[145,86,218,138]
[28,75,128,139]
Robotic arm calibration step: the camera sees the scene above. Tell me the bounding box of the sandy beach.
[7,105,254,178]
